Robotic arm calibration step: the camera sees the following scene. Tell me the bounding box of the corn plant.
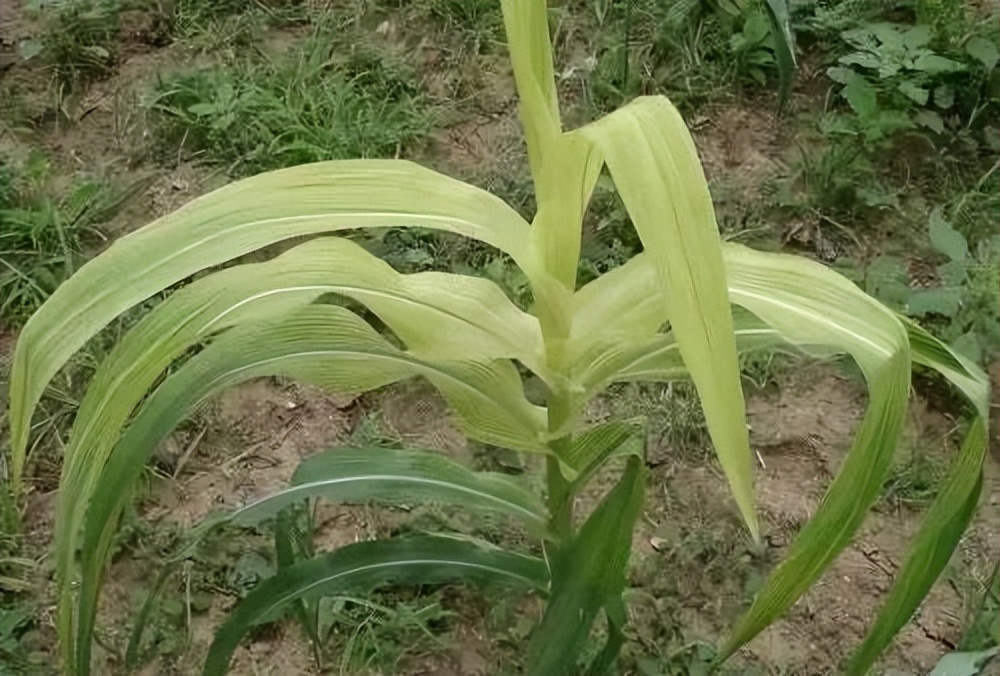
[6,1,989,675]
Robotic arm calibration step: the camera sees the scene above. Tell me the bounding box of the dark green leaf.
[205,536,547,676]
[965,37,999,70]
[929,207,969,262]
[908,288,962,318]
[762,0,797,111]
[527,456,647,676]
[842,75,878,118]
[898,81,929,105]
[913,54,965,74]
[232,447,548,534]
[915,109,945,134]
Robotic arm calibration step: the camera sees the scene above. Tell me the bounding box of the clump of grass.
[0,153,109,324]
[149,33,433,175]
[32,0,121,89]
[428,0,504,53]
[166,0,309,52]
[879,442,948,508]
[603,381,710,460]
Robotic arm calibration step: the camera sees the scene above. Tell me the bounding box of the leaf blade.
[9,159,534,487]
[204,536,548,676]
[232,447,549,535]
[576,97,758,537]
[845,419,987,675]
[527,456,647,676]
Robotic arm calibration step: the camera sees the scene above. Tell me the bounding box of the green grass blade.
[203,536,548,676]
[231,447,548,535]
[762,0,797,110]
[845,418,987,675]
[8,159,533,488]
[274,509,324,663]
[527,456,647,676]
[576,97,758,538]
[722,351,909,658]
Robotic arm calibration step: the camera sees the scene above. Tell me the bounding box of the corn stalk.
[5,1,988,675]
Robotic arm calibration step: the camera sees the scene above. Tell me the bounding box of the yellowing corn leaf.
[8,160,535,487]
[573,97,758,538]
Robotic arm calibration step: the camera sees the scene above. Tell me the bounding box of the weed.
[22,0,120,90]
[0,602,48,676]
[166,0,309,53]
[777,131,896,226]
[857,206,1000,365]
[958,562,999,652]
[324,595,452,674]
[150,32,433,175]
[0,153,145,325]
[604,382,710,461]
[429,0,504,54]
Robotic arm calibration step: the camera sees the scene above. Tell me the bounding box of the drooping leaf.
[231,447,548,535]
[53,233,548,672]
[204,536,548,676]
[721,351,909,658]
[845,419,987,675]
[527,456,646,676]
[574,97,758,538]
[76,305,546,673]
[8,159,536,488]
[716,244,912,658]
[903,317,988,418]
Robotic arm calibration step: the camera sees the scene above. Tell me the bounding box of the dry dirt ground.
[1,2,998,676]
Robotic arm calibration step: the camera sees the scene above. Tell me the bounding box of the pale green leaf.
[8,160,534,486]
[500,0,560,188]
[76,304,545,673]
[717,243,912,658]
[930,648,999,676]
[722,351,909,659]
[204,536,548,676]
[52,234,548,671]
[902,317,988,419]
[574,97,758,538]
[561,420,644,489]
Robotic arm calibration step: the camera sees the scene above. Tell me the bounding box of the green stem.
[545,454,573,542]
[545,390,576,546]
